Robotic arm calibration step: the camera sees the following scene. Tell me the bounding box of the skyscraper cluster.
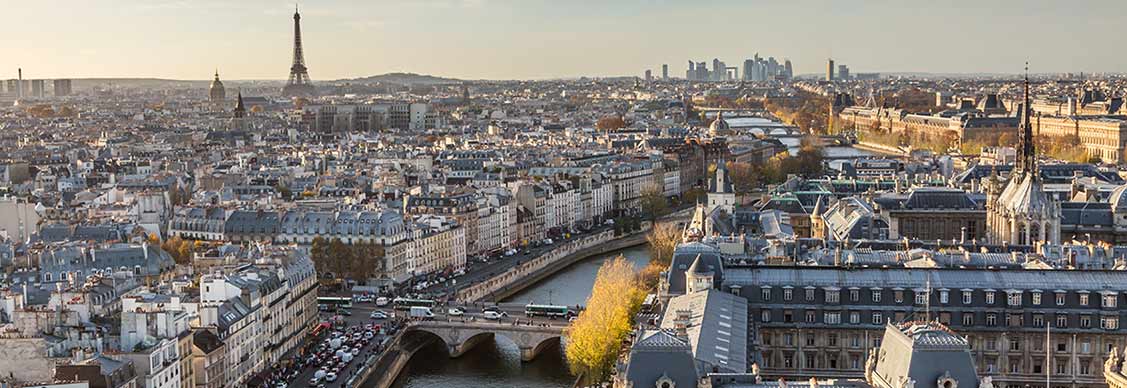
[742,54,791,82]
[685,55,792,82]
[3,68,72,99]
[827,58,851,81]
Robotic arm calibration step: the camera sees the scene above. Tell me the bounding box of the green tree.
[726,161,760,194]
[681,188,706,205]
[327,238,350,277]
[310,237,329,273]
[639,184,669,221]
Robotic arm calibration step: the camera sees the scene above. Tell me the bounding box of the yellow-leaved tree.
[566,255,646,383]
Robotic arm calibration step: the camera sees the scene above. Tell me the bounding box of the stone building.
[986,77,1061,246]
[874,188,986,242]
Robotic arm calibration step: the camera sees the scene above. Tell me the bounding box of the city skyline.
[4,0,1127,81]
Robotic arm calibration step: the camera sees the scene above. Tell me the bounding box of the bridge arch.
[404,322,566,362]
[528,336,564,361]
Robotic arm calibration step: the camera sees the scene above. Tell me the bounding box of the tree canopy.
[595,116,626,131]
[566,256,646,383]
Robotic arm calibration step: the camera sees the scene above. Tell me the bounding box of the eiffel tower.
[282,5,315,97]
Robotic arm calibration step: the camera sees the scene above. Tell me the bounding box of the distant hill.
[334,72,462,85]
[71,78,209,89]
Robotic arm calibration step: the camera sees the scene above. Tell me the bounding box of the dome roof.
[209,70,226,101]
[1110,184,1127,211]
[209,72,224,91]
[709,112,730,136]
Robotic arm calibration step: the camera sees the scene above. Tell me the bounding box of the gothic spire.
[1017,62,1036,176]
[233,90,246,118]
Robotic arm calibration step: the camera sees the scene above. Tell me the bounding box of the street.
[416,225,615,299]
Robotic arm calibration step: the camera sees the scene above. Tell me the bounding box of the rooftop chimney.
[673,309,692,338]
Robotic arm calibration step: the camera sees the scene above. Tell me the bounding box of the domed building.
[1110,185,1127,223]
[209,70,226,102]
[708,111,731,137]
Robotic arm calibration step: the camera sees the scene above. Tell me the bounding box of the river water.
[388,244,654,388]
[723,117,876,170]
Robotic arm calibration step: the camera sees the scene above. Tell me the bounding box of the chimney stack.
[674,309,692,338]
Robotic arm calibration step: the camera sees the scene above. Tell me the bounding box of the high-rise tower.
[282,5,315,97]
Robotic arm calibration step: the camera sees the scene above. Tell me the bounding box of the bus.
[525,304,571,318]
[392,298,437,311]
[317,297,353,311]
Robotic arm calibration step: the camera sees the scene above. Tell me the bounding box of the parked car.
[447,307,465,316]
[325,372,338,382]
[375,297,389,306]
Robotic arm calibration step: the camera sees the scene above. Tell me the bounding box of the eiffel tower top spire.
[282,4,315,97]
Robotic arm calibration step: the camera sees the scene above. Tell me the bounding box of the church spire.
[233,90,246,118]
[1017,62,1036,176]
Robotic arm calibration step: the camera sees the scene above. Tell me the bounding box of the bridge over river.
[405,319,567,362]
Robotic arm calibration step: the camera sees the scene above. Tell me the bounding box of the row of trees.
[864,124,1097,164]
[612,216,644,236]
[698,95,764,110]
[309,237,383,281]
[25,104,77,118]
[566,255,647,383]
[718,139,826,188]
[764,94,832,134]
[1037,134,1093,163]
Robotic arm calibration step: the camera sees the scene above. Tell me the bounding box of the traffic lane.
[289,331,393,388]
[419,246,554,295]
[418,228,610,295]
[403,306,573,327]
[287,316,399,388]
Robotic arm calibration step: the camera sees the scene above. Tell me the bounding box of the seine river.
[387,244,653,388]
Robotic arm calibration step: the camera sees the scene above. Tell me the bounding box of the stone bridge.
[405,320,566,362]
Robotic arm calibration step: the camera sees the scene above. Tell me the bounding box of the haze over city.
[7,2,1127,388]
[5,0,1127,80]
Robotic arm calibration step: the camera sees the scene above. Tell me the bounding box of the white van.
[409,306,435,319]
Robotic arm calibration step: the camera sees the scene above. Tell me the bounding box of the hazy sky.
[4,0,1125,80]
